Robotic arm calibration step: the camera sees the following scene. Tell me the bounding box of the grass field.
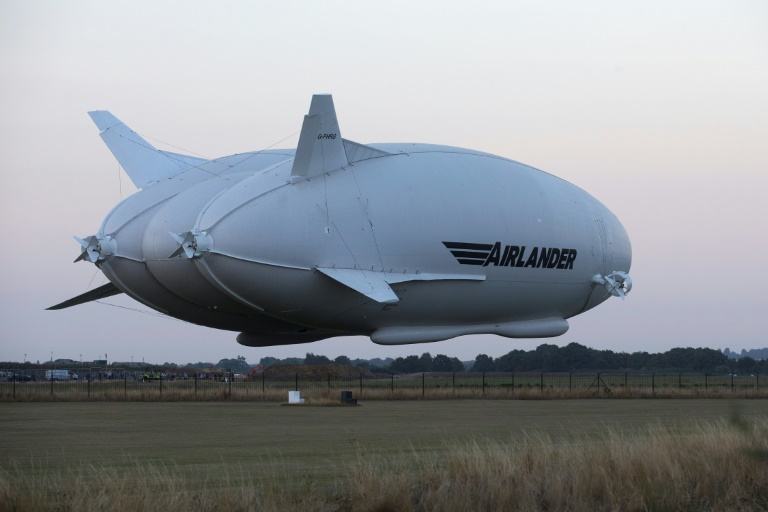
[2,400,767,510]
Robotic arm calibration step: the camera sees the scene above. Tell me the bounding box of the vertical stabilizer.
[291,94,348,179]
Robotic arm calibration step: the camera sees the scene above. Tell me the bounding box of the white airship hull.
[50,95,632,347]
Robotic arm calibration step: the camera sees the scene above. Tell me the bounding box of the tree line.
[470,343,766,374]
[722,347,768,360]
[8,344,766,375]
[183,344,768,375]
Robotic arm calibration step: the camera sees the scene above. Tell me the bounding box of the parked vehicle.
[45,370,72,381]
[6,373,35,382]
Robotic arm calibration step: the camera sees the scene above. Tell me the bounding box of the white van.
[45,370,71,381]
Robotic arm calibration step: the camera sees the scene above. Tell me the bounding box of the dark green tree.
[259,356,281,368]
[304,353,332,365]
[470,354,496,372]
[737,357,758,374]
[450,357,466,372]
[495,349,527,372]
[419,353,433,372]
[334,355,352,366]
[216,356,250,372]
[390,355,422,373]
[431,354,453,372]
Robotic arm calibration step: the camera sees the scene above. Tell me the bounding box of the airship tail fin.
[88,111,207,189]
[292,94,349,179]
[46,282,122,310]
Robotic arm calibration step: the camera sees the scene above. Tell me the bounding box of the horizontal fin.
[46,282,122,310]
[318,268,398,303]
[88,111,207,189]
[342,139,392,163]
[317,268,485,304]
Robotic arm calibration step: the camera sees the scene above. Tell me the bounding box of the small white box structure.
[288,391,305,404]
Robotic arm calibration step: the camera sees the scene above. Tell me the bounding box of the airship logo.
[443,242,577,269]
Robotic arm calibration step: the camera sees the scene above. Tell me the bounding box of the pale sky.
[0,1,766,365]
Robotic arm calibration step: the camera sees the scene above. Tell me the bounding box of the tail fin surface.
[291,94,349,179]
[88,111,207,189]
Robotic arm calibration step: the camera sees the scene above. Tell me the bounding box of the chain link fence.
[1,369,765,401]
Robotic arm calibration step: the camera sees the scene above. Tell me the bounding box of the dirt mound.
[264,364,376,381]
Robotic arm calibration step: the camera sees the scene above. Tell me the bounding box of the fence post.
[482,372,485,396]
[13,376,15,399]
[229,371,232,399]
[452,372,455,393]
[87,375,90,398]
[422,372,425,398]
[731,373,734,392]
[295,372,298,392]
[328,373,331,391]
[705,373,707,390]
[540,373,544,394]
[624,372,627,390]
[678,373,681,391]
[569,372,572,392]
[262,372,264,394]
[512,371,515,391]
[50,374,54,397]
[359,372,363,396]
[160,374,163,398]
[391,373,394,394]
[124,372,127,397]
[652,373,655,396]
[757,373,760,391]
[194,373,198,397]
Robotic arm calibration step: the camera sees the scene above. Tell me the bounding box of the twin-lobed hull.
[55,95,632,347]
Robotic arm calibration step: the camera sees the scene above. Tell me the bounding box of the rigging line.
[119,136,223,179]
[136,132,209,158]
[94,300,186,322]
[351,168,385,271]
[120,128,300,180]
[313,203,362,270]
[86,267,101,290]
[186,128,299,180]
[221,129,301,171]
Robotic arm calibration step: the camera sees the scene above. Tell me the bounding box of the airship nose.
[611,217,632,275]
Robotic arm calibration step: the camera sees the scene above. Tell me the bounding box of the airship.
[49,94,632,347]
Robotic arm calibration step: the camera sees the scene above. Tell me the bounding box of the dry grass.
[347,418,768,511]
[2,416,767,511]
[0,458,314,512]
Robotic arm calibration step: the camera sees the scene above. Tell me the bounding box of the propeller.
[73,234,116,263]
[169,229,209,259]
[592,271,632,300]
